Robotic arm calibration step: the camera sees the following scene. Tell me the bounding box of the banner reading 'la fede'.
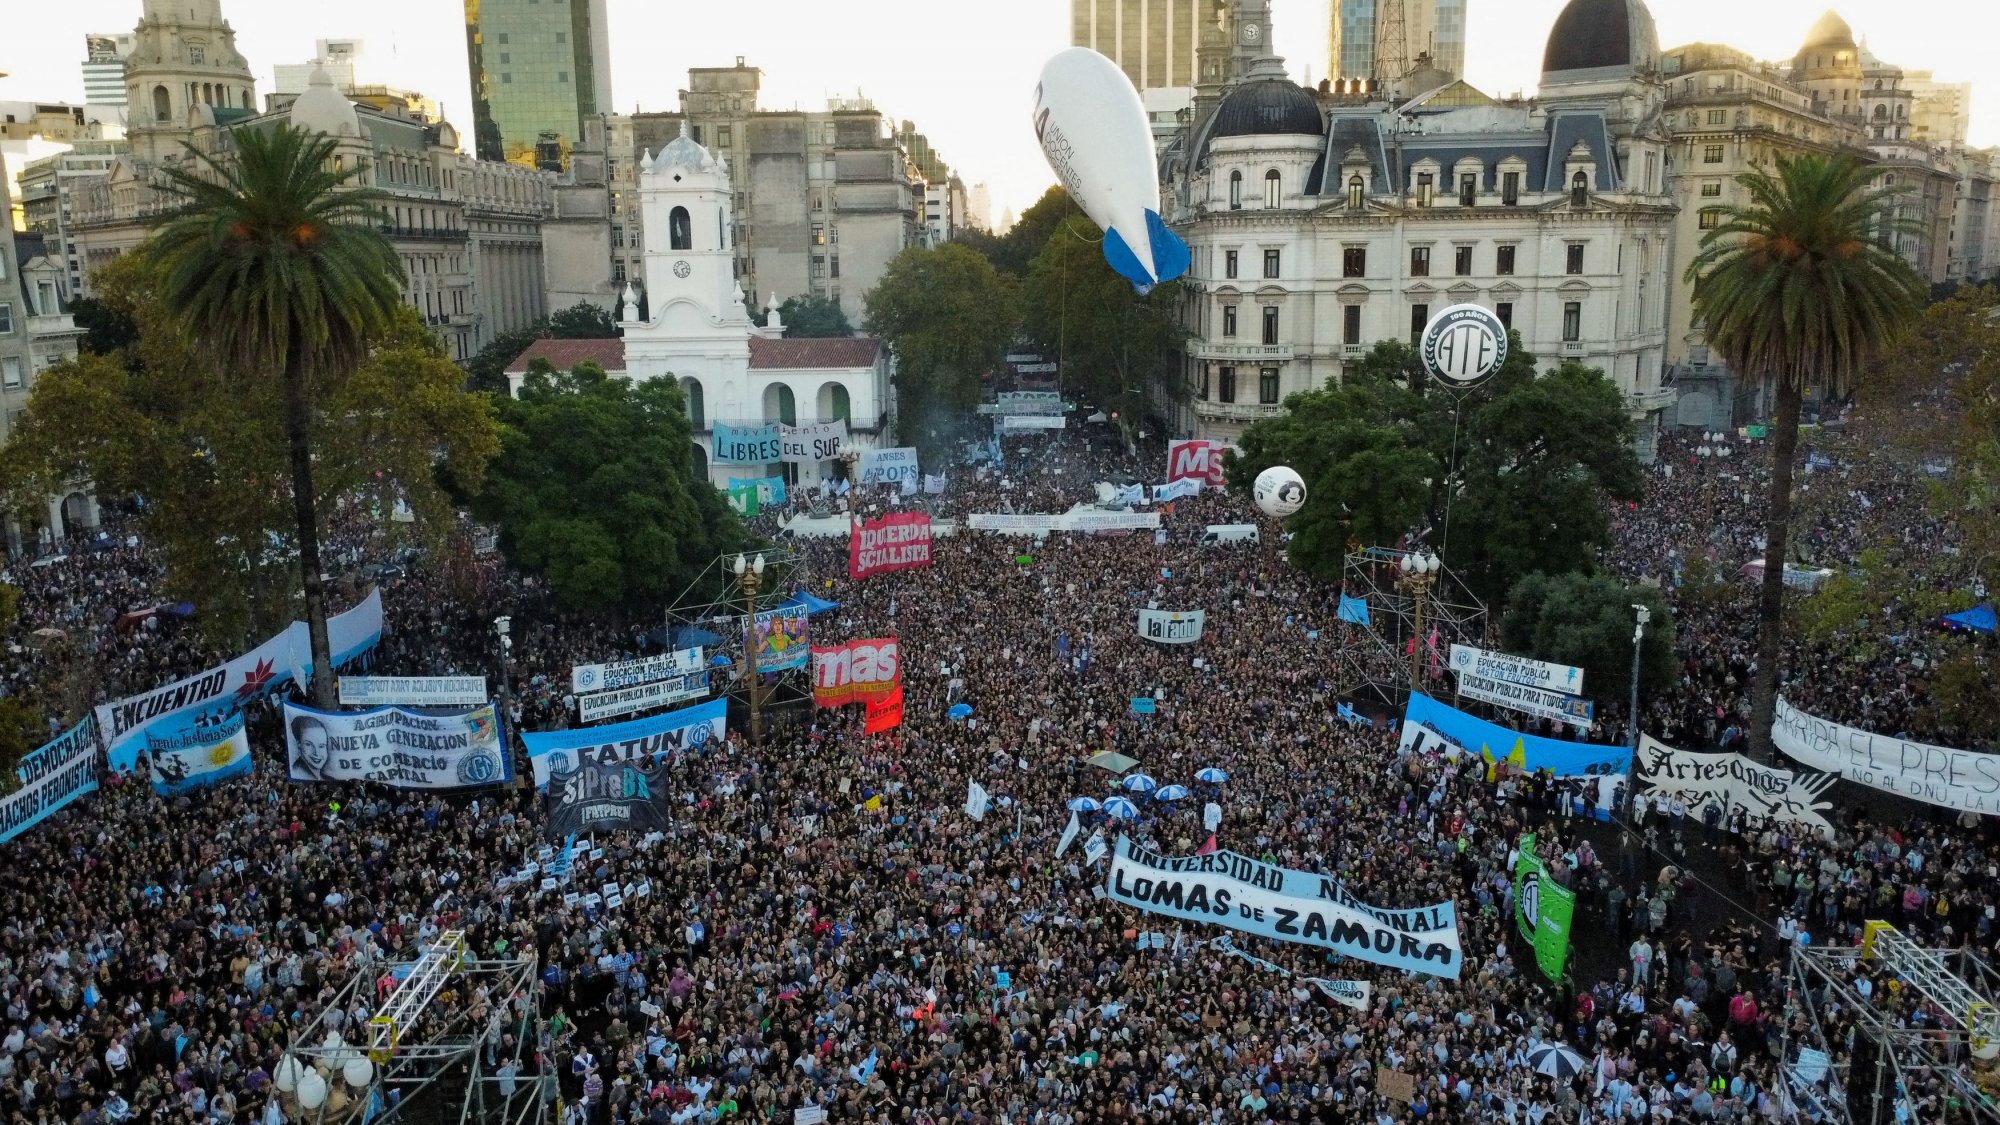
[848,513,933,579]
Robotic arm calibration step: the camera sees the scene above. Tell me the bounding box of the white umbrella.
[1527,1043,1586,1081]
[1194,767,1229,783]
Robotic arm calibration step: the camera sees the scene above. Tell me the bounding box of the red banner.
[864,686,904,733]
[1167,439,1229,486]
[848,512,934,579]
[812,637,901,707]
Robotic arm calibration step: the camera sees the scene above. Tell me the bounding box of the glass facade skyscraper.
[464,0,613,170]
[1070,0,1204,91]
[1329,0,1467,83]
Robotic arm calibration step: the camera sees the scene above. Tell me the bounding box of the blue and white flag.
[548,834,579,882]
[1152,478,1201,503]
[147,715,251,797]
[1400,692,1632,779]
[923,473,947,495]
[1111,484,1145,507]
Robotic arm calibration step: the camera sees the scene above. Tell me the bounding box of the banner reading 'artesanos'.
[848,513,933,579]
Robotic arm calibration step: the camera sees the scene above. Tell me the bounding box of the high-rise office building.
[1328,0,1466,84]
[1070,0,1209,91]
[82,34,136,109]
[464,0,613,170]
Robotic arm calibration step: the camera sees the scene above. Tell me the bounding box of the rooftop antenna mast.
[1375,0,1410,87]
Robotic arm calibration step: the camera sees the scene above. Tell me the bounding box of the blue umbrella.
[1066,796,1102,812]
[1153,785,1191,802]
[947,703,973,721]
[1194,767,1230,784]
[1103,797,1140,820]
[1121,773,1158,793]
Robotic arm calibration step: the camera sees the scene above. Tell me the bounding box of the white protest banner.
[857,446,920,487]
[965,779,991,821]
[1152,478,1201,503]
[967,511,1161,533]
[1636,735,1835,837]
[339,676,489,707]
[1083,829,1107,866]
[780,420,848,463]
[1137,608,1205,645]
[1055,811,1080,859]
[1773,698,2000,815]
[1310,979,1372,1011]
[577,672,711,724]
[995,391,1065,415]
[571,648,704,694]
[1001,415,1066,432]
[0,717,99,845]
[1448,643,1584,694]
[1454,671,1594,730]
[285,702,511,788]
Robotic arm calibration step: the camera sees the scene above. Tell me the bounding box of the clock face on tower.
[672,260,691,278]
[1240,22,1261,45]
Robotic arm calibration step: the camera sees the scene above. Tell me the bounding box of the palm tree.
[145,124,404,706]
[1687,151,1925,756]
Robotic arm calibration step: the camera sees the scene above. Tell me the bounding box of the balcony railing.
[1194,400,1281,422]
[378,224,469,242]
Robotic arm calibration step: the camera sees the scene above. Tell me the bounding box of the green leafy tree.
[469,361,752,614]
[1229,339,1642,602]
[863,243,1019,458]
[775,294,854,338]
[464,301,621,395]
[546,301,618,339]
[142,123,406,706]
[972,186,1073,276]
[0,585,32,794]
[67,295,141,359]
[1022,216,1187,444]
[1687,151,1927,754]
[1500,572,1678,708]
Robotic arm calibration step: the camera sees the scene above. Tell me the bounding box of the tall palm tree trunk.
[1748,379,1803,759]
[285,348,336,708]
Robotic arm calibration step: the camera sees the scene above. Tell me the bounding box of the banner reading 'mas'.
[813,638,901,706]
[1105,836,1462,978]
[547,756,673,838]
[0,717,99,845]
[849,513,932,579]
[522,697,726,786]
[284,702,510,788]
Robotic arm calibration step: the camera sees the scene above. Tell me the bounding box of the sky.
[3,0,1995,226]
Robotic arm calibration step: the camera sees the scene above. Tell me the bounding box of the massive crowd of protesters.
[0,417,1994,1125]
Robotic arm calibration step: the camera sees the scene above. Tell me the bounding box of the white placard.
[1454,671,1593,730]
[1636,734,1835,837]
[338,676,489,707]
[1447,643,1584,694]
[1773,699,2000,815]
[571,648,704,694]
[1137,608,1205,645]
[577,672,710,724]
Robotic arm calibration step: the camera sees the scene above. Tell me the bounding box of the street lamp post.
[494,615,517,784]
[733,553,767,746]
[1628,603,1651,756]
[1398,551,1441,694]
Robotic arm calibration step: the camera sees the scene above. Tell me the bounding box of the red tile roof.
[748,336,882,370]
[503,337,626,375]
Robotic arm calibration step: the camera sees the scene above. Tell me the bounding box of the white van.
[1199,524,1260,546]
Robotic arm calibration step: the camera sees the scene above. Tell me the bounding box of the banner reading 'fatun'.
[522,698,727,786]
[848,513,933,579]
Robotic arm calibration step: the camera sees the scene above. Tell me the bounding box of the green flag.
[1514,833,1575,981]
[728,481,760,517]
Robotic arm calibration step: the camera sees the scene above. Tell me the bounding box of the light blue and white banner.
[522,697,728,786]
[1106,836,1462,978]
[284,701,510,788]
[1400,692,1632,780]
[923,473,947,495]
[0,717,99,844]
[1151,478,1201,503]
[1110,484,1145,507]
[147,719,251,797]
[97,590,384,772]
[712,422,784,464]
[727,476,788,505]
[571,648,705,694]
[858,447,920,487]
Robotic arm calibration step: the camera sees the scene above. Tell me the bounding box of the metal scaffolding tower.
[1782,921,2000,1124]
[278,931,549,1125]
[1332,546,1486,710]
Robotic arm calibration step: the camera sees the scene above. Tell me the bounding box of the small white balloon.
[297,1070,329,1110]
[343,1055,375,1087]
[273,1056,302,1094]
[1253,466,1307,519]
[1976,1038,2000,1062]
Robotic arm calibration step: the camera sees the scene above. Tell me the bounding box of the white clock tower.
[632,122,752,333]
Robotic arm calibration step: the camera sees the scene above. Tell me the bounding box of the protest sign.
[1514,833,1575,981]
[148,720,250,797]
[1151,478,1201,503]
[578,672,710,724]
[966,512,1160,533]
[711,422,783,464]
[849,513,933,579]
[1166,439,1229,486]
[858,447,920,487]
[546,756,674,838]
[780,420,847,463]
[1774,698,2000,815]
[572,649,704,695]
[1316,980,1372,1011]
[1137,608,1205,645]
[1448,643,1584,694]
[749,606,809,671]
[812,638,901,706]
[1453,670,1594,730]
[0,717,99,845]
[338,676,489,707]
[864,686,904,733]
[1637,734,1834,836]
[284,702,510,788]
[522,698,727,786]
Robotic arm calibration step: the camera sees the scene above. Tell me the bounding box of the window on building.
[1454,245,1473,276]
[812,223,826,246]
[1343,305,1362,345]
[501,73,511,84]
[1496,245,1516,275]
[1259,367,1280,404]
[1199,366,1210,400]
[830,256,840,279]
[1459,173,1477,206]
[1347,175,1364,209]
[1264,169,1281,208]
[1496,301,1513,329]
[692,125,703,144]
[189,46,204,64]
[497,32,508,43]
[499,52,510,64]
[1222,305,1237,337]
[719,126,733,147]
[555,31,565,42]
[1571,171,1589,208]
[1502,171,1520,206]
[811,256,826,278]
[1409,246,1430,276]
[1261,307,1279,345]
[1343,247,1366,277]
[1416,172,1434,208]
[1701,181,1722,197]
[1263,249,1280,278]
[1229,170,1243,209]
[1703,144,1724,163]
[1706,109,1726,124]
[1566,243,1584,274]
[1,357,20,389]
[1218,365,1236,403]
[1409,303,1429,344]
[1562,301,1582,341]
[0,302,11,334]
[1698,208,1721,230]
[1224,250,1238,279]
[612,262,625,283]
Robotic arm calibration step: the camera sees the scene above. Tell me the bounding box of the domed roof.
[652,121,718,177]
[289,66,359,137]
[1541,0,1659,80]
[1801,10,1855,50]
[1209,78,1324,140]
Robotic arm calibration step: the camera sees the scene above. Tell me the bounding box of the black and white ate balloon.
[1253,466,1307,518]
